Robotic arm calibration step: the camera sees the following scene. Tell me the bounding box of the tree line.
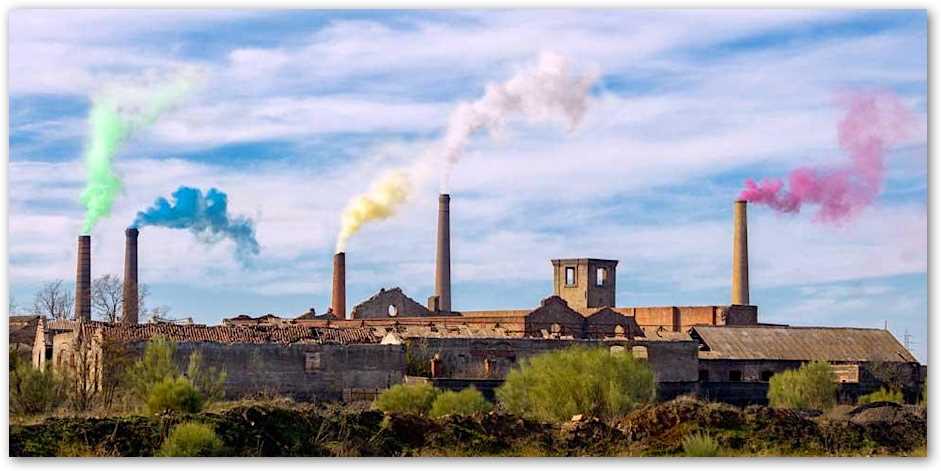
[11,276,172,322]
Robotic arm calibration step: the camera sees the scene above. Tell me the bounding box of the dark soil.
[9,397,926,457]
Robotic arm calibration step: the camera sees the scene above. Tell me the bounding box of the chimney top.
[126,227,139,236]
[735,199,747,204]
[439,193,450,201]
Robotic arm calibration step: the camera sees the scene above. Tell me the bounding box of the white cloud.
[7,10,927,321]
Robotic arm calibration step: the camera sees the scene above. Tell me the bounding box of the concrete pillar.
[434,193,451,312]
[75,235,91,321]
[732,200,750,305]
[332,252,346,319]
[122,228,139,324]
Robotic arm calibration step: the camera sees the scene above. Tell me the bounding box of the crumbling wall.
[524,296,585,338]
[412,337,600,379]
[583,308,642,339]
[124,341,405,401]
[351,288,433,319]
[636,341,700,382]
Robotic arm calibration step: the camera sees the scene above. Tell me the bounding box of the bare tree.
[32,280,74,319]
[91,274,152,323]
[92,274,123,323]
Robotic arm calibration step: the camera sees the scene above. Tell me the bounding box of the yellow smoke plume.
[336,170,411,253]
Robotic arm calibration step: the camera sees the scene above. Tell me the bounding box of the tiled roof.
[94,323,380,345]
[9,315,41,345]
[691,326,918,362]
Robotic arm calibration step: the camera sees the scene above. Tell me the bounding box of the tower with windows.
[550,258,618,310]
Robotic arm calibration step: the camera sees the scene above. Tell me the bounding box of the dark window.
[565,267,576,286]
[698,369,709,382]
[729,370,743,382]
[760,370,774,382]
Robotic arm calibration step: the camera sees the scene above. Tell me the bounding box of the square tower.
[551,258,618,310]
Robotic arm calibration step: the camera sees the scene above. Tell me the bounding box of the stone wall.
[351,288,433,319]
[633,340,700,382]
[125,342,406,402]
[523,296,586,338]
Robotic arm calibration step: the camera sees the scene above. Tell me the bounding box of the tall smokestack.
[75,235,91,321]
[732,200,750,305]
[332,252,346,319]
[123,228,139,324]
[434,194,452,312]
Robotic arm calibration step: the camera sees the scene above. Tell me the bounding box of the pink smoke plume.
[739,92,915,223]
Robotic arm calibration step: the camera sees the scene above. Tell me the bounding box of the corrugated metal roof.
[691,326,917,362]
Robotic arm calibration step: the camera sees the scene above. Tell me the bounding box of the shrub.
[186,351,227,403]
[857,387,903,405]
[146,376,204,415]
[10,355,62,415]
[373,382,440,416]
[157,422,225,457]
[126,336,179,402]
[429,387,492,418]
[682,431,720,457]
[768,360,837,411]
[495,345,655,422]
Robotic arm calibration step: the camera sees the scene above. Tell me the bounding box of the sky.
[6,9,928,360]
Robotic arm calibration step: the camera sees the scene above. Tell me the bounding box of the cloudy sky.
[7,9,927,360]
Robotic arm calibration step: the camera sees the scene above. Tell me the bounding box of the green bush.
[495,345,655,422]
[682,431,720,457]
[157,422,225,457]
[146,376,204,415]
[373,382,440,416]
[429,387,492,418]
[186,351,227,403]
[126,336,179,402]
[10,356,62,415]
[768,360,837,411]
[857,387,903,405]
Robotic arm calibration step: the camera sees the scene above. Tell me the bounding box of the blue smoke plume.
[133,186,260,264]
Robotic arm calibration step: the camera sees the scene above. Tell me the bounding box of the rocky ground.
[9,397,927,457]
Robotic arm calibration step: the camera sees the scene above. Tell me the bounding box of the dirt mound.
[558,415,624,455]
[843,402,927,453]
[9,398,927,457]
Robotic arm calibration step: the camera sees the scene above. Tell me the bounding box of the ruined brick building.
[25,198,925,405]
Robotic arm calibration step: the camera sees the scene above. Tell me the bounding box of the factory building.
[25,197,925,406]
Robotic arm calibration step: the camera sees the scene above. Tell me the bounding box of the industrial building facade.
[24,198,926,405]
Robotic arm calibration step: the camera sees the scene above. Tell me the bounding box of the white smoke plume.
[335,51,597,252]
[439,51,598,190]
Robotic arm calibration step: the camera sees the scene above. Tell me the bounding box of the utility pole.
[903,329,915,352]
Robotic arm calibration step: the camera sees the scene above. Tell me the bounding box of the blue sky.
[7,9,928,360]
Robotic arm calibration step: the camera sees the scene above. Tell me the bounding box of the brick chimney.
[123,228,139,324]
[434,193,451,312]
[332,252,346,319]
[731,200,749,305]
[75,235,91,321]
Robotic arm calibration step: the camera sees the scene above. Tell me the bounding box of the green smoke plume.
[79,76,197,234]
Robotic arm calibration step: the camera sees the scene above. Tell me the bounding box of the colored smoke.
[739,92,915,222]
[80,74,198,234]
[133,186,260,264]
[336,170,411,253]
[334,51,596,251]
[440,51,597,191]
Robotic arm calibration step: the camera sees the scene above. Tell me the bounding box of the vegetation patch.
[496,345,655,422]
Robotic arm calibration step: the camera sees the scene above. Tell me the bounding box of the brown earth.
[9,397,926,457]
